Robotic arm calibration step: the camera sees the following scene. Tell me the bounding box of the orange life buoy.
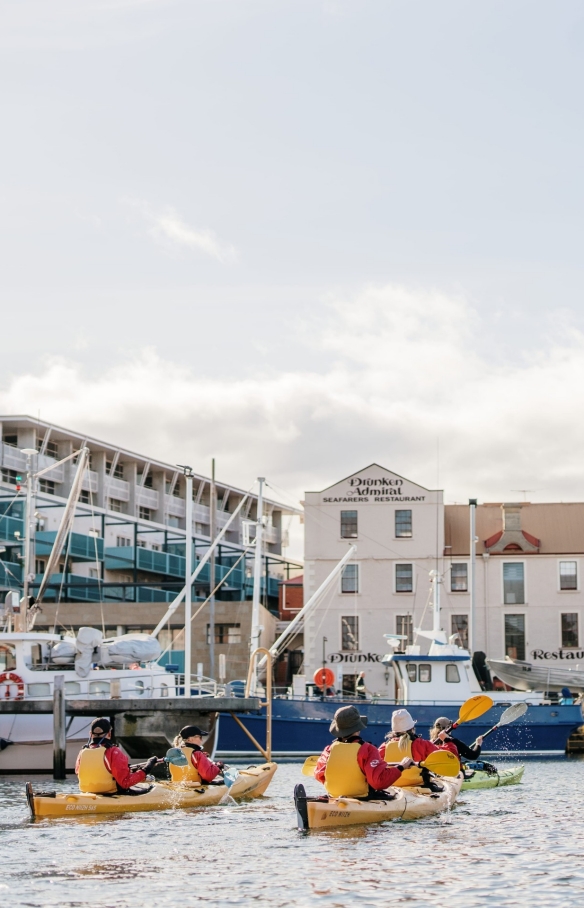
[0,672,25,700]
[313,668,335,690]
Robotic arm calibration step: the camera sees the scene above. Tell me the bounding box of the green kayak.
[461,765,524,790]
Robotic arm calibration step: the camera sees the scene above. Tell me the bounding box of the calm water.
[1,760,583,908]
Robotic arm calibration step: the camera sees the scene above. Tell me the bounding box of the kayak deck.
[26,762,277,818]
[461,765,524,790]
[295,775,463,830]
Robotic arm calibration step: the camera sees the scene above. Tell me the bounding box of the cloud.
[1,284,583,514]
[124,199,240,263]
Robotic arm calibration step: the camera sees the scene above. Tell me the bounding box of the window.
[405,663,417,682]
[137,540,147,548]
[2,434,17,447]
[35,559,45,574]
[341,564,359,593]
[106,461,124,480]
[503,563,525,604]
[1,468,19,485]
[445,664,461,683]
[340,510,358,538]
[505,614,526,661]
[116,536,131,547]
[341,615,359,651]
[419,664,432,682]
[396,615,413,653]
[79,490,90,503]
[451,615,469,649]
[395,510,412,538]
[151,544,161,552]
[206,623,241,644]
[139,506,152,521]
[108,498,123,513]
[560,562,578,591]
[561,613,579,648]
[451,564,468,592]
[140,473,153,488]
[37,438,59,459]
[39,479,55,495]
[396,563,413,593]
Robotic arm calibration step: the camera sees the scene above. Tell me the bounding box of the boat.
[26,761,277,818]
[294,775,462,830]
[218,571,583,758]
[487,658,584,693]
[461,764,524,790]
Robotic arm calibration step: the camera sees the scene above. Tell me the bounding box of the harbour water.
[1,760,584,907]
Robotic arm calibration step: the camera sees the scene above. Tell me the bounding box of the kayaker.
[429,716,484,762]
[169,725,225,784]
[76,717,158,795]
[380,708,449,792]
[313,705,414,799]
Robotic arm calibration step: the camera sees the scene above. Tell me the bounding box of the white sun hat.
[391,708,417,733]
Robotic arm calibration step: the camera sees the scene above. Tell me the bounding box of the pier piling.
[53,675,66,780]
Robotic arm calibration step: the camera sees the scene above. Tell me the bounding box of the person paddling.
[380,709,448,792]
[314,705,414,800]
[76,718,158,795]
[430,716,484,763]
[169,725,225,784]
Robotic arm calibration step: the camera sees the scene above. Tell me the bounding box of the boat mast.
[430,568,442,640]
[20,447,37,632]
[249,477,264,695]
[469,498,477,655]
[182,465,193,698]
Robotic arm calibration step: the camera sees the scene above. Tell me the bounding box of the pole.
[321,636,327,699]
[469,498,477,655]
[184,468,193,698]
[21,448,36,632]
[53,674,66,780]
[249,478,265,695]
[430,569,441,639]
[209,459,216,680]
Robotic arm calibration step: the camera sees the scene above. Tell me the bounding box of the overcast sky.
[2,0,584,524]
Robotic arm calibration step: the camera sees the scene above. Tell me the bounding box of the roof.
[281,574,303,585]
[445,502,584,555]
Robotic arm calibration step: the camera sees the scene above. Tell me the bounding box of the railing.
[1,443,26,472]
[136,486,159,509]
[25,672,179,700]
[165,494,185,518]
[0,514,24,542]
[173,674,224,697]
[106,476,130,502]
[36,453,64,483]
[81,470,99,494]
[36,531,104,562]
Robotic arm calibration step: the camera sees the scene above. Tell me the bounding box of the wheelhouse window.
[396,563,413,593]
[451,614,469,649]
[560,562,578,591]
[340,510,358,539]
[451,564,468,592]
[503,563,525,604]
[405,663,417,682]
[504,614,525,661]
[341,615,359,651]
[396,615,413,653]
[445,664,461,683]
[561,613,579,648]
[418,664,432,682]
[341,564,359,594]
[395,510,412,538]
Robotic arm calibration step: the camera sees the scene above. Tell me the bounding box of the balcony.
[1,444,26,472]
[136,487,159,510]
[35,531,104,562]
[105,476,130,503]
[37,453,64,484]
[0,514,24,542]
[105,545,184,578]
[81,470,98,494]
[0,560,22,587]
[165,494,185,518]
[31,574,176,603]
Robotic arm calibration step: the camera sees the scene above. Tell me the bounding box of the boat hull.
[217,698,582,758]
[461,765,524,790]
[295,775,462,830]
[27,762,277,818]
[488,659,584,693]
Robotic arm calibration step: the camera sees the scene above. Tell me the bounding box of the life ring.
[313,668,335,690]
[0,672,25,700]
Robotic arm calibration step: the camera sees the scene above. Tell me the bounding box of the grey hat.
[329,705,368,738]
[432,716,452,730]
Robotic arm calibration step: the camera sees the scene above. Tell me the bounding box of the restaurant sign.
[323,475,426,504]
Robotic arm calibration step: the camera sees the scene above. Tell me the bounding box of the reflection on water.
[1,761,584,907]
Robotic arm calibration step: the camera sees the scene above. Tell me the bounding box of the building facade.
[0,416,301,677]
[303,463,584,697]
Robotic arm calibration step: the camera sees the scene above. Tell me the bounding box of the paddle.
[448,694,494,732]
[470,701,528,748]
[301,749,459,778]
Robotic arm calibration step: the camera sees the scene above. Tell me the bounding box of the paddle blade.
[421,750,460,777]
[301,755,320,776]
[499,702,528,726]
[223,767,239,789]
[165,747,188,767]
[457,695,493,725]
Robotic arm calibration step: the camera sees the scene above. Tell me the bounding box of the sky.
[2,0,584,523]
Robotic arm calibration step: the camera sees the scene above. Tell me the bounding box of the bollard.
[53,674,66,780]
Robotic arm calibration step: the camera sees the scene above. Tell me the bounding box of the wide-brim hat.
[391,708,417,733]
[329,705,368,738]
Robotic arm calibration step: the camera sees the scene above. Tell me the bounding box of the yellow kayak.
[295,775,463,830]
[26,763,277,818]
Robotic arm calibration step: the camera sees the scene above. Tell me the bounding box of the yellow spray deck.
[27,762,277,818]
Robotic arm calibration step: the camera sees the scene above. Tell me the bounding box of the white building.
[303,463,584,697]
